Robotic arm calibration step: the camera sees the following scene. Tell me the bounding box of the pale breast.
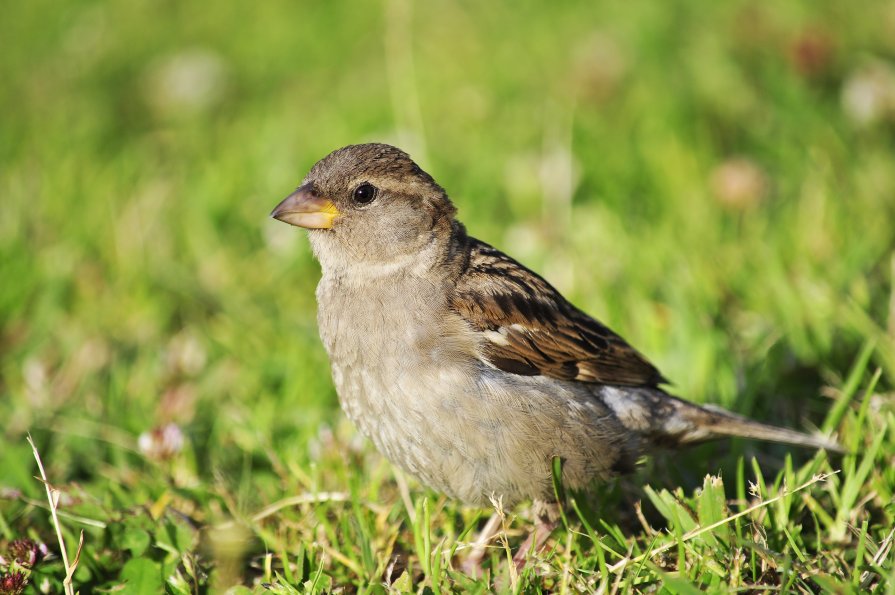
[315,274,485,497]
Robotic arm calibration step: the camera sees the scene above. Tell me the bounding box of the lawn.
[2,0,894,592]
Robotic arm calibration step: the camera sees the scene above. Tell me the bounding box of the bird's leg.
[512,500,560,569]
[461,512,503,577]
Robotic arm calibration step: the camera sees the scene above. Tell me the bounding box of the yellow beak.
[270,185,341,229]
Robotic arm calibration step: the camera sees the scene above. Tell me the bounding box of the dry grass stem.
[251,491,349,523]
[28,433,81,595]
[607,472,836,574]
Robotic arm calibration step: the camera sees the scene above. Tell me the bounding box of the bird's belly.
[329,343,491,502]
[330,344,630,505]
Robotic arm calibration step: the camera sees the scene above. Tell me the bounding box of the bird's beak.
[270,185,341,229]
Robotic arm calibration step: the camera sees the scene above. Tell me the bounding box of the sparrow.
[271,143,840,566]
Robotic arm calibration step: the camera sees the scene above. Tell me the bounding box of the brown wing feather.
[450,239,667,387]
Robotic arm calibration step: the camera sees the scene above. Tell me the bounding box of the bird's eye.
[353,183,377,205]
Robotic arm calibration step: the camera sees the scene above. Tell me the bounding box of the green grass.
[2,0,895,592]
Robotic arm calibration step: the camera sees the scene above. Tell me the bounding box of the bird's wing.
[450,239,667,387]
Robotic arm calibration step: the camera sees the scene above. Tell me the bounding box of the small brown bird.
[271,143,839,566]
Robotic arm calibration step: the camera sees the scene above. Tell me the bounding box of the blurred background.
[2,0,895,589]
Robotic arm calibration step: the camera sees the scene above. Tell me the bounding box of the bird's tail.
[603,388,843,453]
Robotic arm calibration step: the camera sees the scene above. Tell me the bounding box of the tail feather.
[599,387,843,453]
[666,397,844,454]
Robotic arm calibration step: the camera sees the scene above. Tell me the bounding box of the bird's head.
[271,144,457,273]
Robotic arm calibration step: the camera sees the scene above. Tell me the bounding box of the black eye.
[353,183,377,204]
